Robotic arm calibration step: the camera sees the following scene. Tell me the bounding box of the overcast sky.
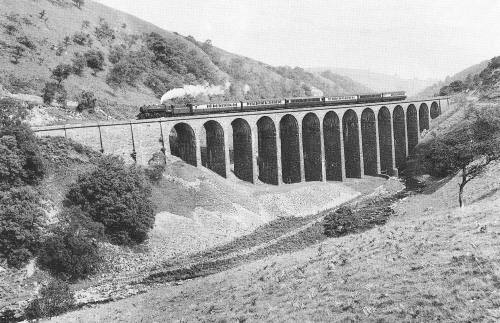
[94,0,500,80]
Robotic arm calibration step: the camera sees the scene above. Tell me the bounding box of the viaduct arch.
[34,98,447,185]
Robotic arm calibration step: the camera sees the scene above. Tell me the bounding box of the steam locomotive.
[137,91,406,119]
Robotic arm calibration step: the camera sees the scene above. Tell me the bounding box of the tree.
[76,91,97,112]
[0,186,45,268]
[65,155,155,245]
[417,105,500,207]
[72,0,85,9]
[71,52,86,76]
[51,64,73,85]
[24,279,75,320]
[11,45,25,64]
[84,49,105,75]
[42,82,67,107]
[0,99,45,188]
[37,224,102,281]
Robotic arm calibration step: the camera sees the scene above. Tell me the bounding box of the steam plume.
[161,82,231,104]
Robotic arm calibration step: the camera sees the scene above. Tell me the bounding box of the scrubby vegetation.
[414,104,500,206]
[438,55,500,99]
[65,155,155,245]
[24,279,75,320]
[38,212,102,281]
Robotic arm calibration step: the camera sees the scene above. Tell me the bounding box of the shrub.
[94,18,115,42]
[42,82,67,107]
[76,91,96,112]
[0,186,45,268]
[72,0,85,9]
[37,228,101,281]
[17,36,36,50]
[106,59,142,86]
[24,280,75,320]
[323,206,356,237]
[10,45,25,64]
[72,31,92,46]
[71,52,86,76]
[65,155,155,245]
[145,152,166,184]
[84,49,105,75]
[108,45,125,64]
[0,100,45,188]
[51,63,73,84]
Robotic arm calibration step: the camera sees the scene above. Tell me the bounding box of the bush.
[72,0,85,9]
[10,45,25,64]
[84,49,105,75]
[24,279,75,320]
[108,45,125,64]
[42,82,67,107]
[71,52,86,76]
[51,63,73,84]
[106,59,143,86]
[65,155,155,245]
[0,100,45,188]
[72,31,92,46]
[145,152,166,184]
[37,228,101,281]
[0,186,45,268]
[76,91,96,112]
[323,207,356,237]
[94,18,115,42]
[17,35,36,50]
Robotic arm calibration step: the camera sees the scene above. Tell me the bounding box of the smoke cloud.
[243,84,251,94]
[161,82,231,104]
[310,86,324,97]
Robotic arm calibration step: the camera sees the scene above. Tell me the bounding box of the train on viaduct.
[33,98,447,185]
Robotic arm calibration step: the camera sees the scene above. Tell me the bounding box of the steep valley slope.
[0,0,370,123]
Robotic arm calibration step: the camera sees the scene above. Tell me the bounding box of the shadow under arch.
[231,118,253,182]
[202,120,226,177]
[407,104,419,156]
[280,114,301,184]
[169,122,197,166]
[302,112,322,181]
[393,105,407,171]
[419,103,430,132]
[361,108,377,175]
[342,109,361,178]
[323,111,342,181]
[378,106,393,174]
[257,116,278,185]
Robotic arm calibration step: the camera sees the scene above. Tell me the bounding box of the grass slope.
[50,159,500,322]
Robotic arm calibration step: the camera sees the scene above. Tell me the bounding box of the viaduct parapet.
[33,98,448,185]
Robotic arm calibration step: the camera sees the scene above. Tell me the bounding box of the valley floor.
[51,162,500,322]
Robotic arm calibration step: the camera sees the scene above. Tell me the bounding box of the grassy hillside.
[0,0,370,121]
[421,56,500,101]
[52,154,500,322]
[416,60,489,98]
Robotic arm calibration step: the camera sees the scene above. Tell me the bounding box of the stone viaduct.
[33,98,448,185]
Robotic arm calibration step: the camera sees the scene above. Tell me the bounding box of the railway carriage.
[242,99,286,111]
[137,91,407,119]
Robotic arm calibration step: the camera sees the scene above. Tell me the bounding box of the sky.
[94,0,500,80]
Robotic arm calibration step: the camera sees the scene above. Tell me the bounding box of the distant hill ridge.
[307,67,438,97]
[416,60,489,98]
[0,0,370,119]
[419,56,500,100]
